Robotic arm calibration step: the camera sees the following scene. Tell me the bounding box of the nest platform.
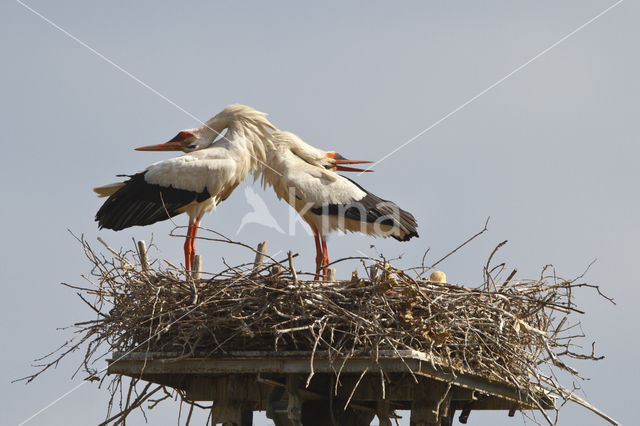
[108,349,553,425]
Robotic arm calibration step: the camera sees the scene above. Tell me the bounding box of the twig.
[430,217,490,269]
[288,251,298,284]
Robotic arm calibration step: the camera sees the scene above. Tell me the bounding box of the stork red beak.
[135,140,183,151]
[328,152,374,172]
[135,130,196,151]
[335,162,374,172]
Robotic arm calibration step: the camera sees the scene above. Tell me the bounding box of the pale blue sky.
[1,1,635,425]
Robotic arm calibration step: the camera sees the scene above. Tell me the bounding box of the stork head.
[135,128,211,153]
[270,131,374,173]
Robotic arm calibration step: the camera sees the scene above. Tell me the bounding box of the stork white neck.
[200,104,277,175]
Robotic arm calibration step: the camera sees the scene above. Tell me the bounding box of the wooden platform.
[107,350,553,425]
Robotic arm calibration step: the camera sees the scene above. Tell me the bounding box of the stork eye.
[186,144,197,149]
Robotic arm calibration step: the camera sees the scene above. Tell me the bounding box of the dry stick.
[163,259,180,269]
[343,367,369,411]
[122,378,137,422]
[288,251,298,284]
[430,216,490,269]
[76,292,107,318]
[251,241,268,276]
[97,383,159,426]
[174,227,286,269]
[435,382,453,420]
[378,366,386,400]
[484,240,508,290]
[185,401,195,425]
[499,268,518,290]
[306,317,327,387]
[369,264,379,282]
[570,282,616,305]
[190,255,201,304]
[97,237,132,268]
[327,268,337,282]
[550,317,568,341]
[192,255,202,280]
[137,240,151,273]
[324,256,374,269]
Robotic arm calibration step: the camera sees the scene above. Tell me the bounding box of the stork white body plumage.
[94,105,276,271]
[262,131,418,277]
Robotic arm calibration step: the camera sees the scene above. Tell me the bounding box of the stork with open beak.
[261,131,418,278]
[94,105,276,272]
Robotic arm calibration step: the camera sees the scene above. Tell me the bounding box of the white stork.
[261,131,418,278]
[94,105,276,272]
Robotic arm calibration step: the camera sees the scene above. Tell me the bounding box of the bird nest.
[18,228,616,425]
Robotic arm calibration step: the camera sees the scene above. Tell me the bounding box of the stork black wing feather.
[95,172,210,231]
[310,176,419,242]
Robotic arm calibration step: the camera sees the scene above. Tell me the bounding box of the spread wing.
[95,154,238,230]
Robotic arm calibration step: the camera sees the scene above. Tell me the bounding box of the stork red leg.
[190,217,201,268]
[184,221,195,272]
[313,230,323,280]
[321,237,329,280]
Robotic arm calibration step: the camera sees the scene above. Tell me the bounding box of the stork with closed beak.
[94,105,276,272]
[261,131,418,278]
